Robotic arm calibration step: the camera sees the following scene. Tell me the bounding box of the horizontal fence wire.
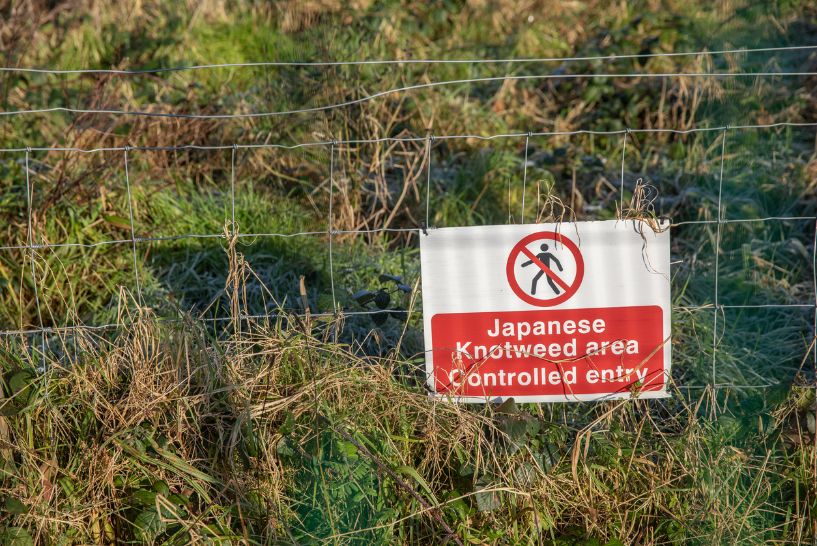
[1,301,813,338]
[2,122,817,153]
[0,218,815,253]
[3,48,817,392]
[2,72,817,120]
[2,44,815,74]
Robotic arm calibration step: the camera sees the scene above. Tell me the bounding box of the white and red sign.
[420,220,671,402]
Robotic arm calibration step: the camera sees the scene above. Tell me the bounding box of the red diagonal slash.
[520,246,571,292]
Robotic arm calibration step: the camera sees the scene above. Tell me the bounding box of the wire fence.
[2,45,816,395]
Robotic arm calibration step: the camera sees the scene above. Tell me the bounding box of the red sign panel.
[430,306,666,398]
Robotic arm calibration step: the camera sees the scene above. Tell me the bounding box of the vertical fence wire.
[23,148,46,368]
[425,134,433,231]
[328,141,337,312]
[712,128,729,391]
[508,178,512,223]
[123,147,144,305]
[230,144,241,335]
[619,129,629,217]
[230,144,237,230]
[813,219,816,374]
[521,133,530,223]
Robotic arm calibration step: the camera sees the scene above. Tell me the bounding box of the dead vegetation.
[0,0,816,544]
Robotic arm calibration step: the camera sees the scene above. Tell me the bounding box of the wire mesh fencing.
[1,46,816,397]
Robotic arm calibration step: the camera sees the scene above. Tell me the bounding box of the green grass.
[0,0,816,544]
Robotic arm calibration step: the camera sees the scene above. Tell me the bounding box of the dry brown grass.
[0,1,815,543]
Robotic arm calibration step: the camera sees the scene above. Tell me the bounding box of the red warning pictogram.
[505,231,584,307]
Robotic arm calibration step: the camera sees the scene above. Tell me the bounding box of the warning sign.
[420,220,671,402]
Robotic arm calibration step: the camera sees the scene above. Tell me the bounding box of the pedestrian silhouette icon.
[506,230,584,307]
[521,243,563,295]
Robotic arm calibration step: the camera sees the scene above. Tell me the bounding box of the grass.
[0,0,816,543]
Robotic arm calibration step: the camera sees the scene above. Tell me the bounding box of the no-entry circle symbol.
[506,231,584,307]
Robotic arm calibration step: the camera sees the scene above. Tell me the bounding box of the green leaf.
[133,509,166,543]
[8,370,33,396]
[276,437,294,458]
[168,493,190,507]
[58,477,75,497]
[152,480,170,497]
[336,440,358,460]
[132,438,146,455]
[0,402,20,416]
[396,465,439,505]
[6,370,35,409]
[131,489,157,507]
[103,214,132,229]
[116,436,217,501]
[523,414,541,436]
[494,398,518,414]
[373,290,391,309]
[0,527,34,546]
[535,448,558,473]
[497,416,528,441]
[474,484,501,513]
[4,497,28,515]
[351,289,377,305]
[444,491,470,521]
[280,412,296,435]
[512,462,538,486]
[457,461,475,478]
